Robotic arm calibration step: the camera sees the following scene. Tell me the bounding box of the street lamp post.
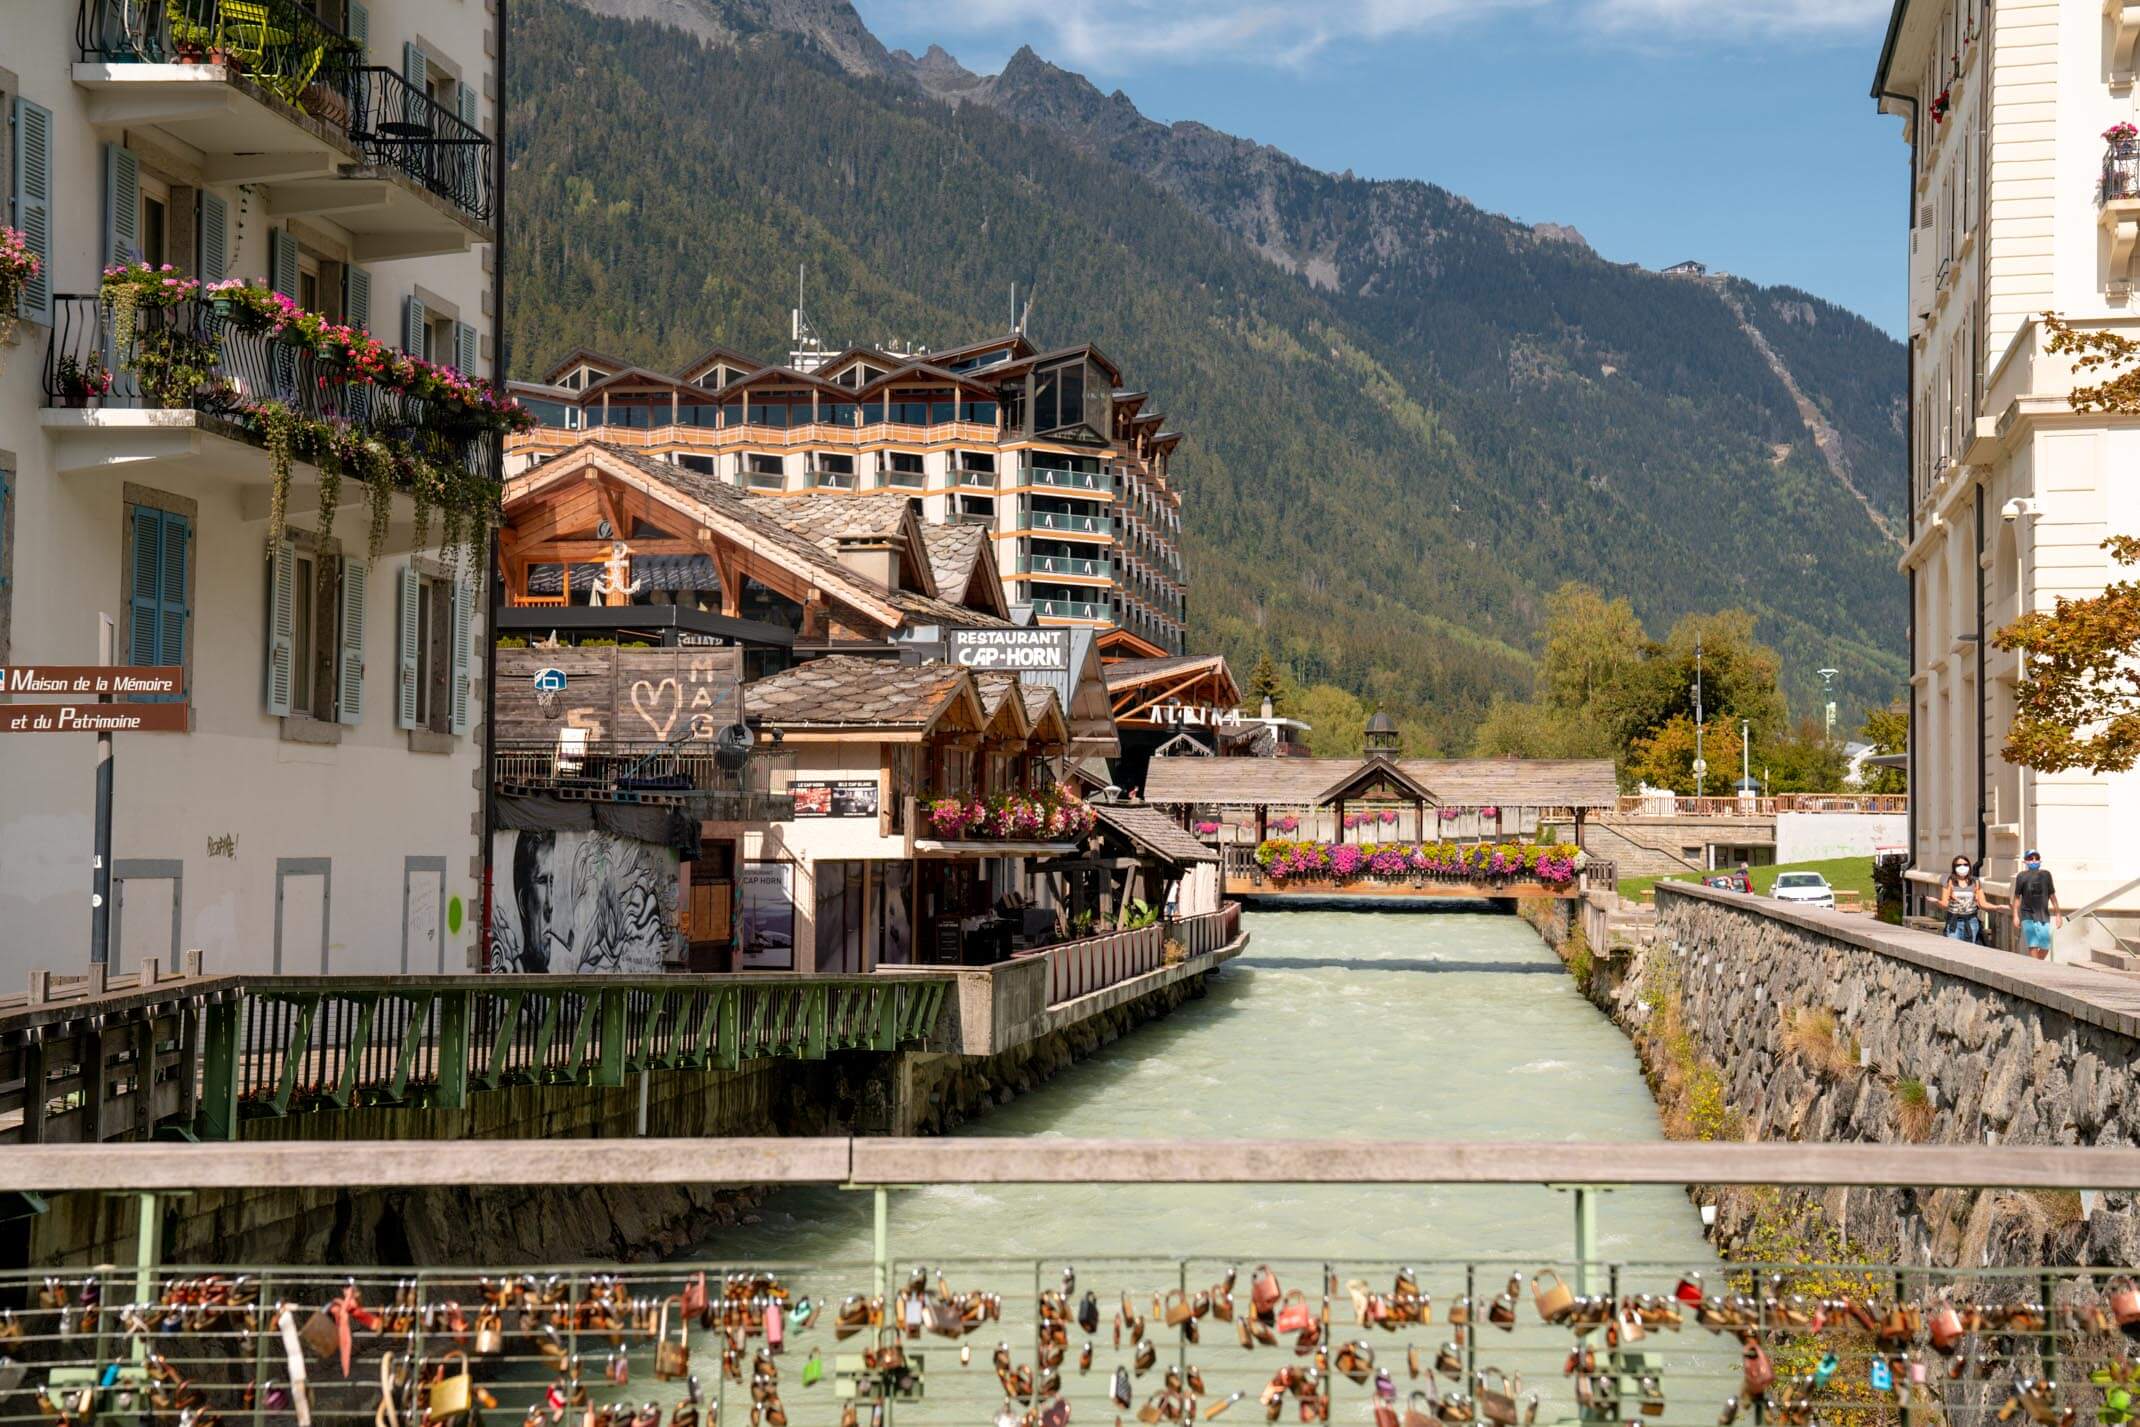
[1818,667,1839,743]
[1693,639,1706,800]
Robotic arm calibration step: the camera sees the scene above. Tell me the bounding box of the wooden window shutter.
[454,319,477,376]
[396,563,421,730]
[337,557,367,725]
[129,506,162,666]
[268,227,299,300]
[346,0,368,59]
[265,539,296,716]
[103,142,139,268]
[448,577,472,735]
[12,98,53,324]
[197,191,229,283]
[402,293,427,357]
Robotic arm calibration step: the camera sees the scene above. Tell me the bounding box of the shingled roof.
[744,656,973,730]
[1143,756,1619,809]
[921,525,989,603]
[1092,803,1218,866]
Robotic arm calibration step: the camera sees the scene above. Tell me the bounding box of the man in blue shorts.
[2009,850,2062,960]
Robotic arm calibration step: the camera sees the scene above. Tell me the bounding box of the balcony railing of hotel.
[1015,552,1110,580]
[43,294,502,484]
[745,468,787,490]
[951,465,998,488]
[879,467,926,488]
[1021,465,1114,495]
[1032,597,1111,621]
[77,0,493,225]
[1020,506,1113,538]
[802,466,858,490]
[2106,138,2140,203]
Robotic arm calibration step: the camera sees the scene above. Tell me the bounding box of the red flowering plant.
[1929,87,1952,124]
[0,225,41,354]
[2108,122,2140,147]
[1253,839,1581,889]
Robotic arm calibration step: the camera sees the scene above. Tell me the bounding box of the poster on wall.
[489,829,679,974]
[792,780,881,818]
[738,861,796,970]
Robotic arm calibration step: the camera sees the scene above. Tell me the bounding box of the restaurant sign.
[949,628,1072,672]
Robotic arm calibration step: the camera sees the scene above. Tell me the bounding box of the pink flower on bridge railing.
[1251,838,1580,890]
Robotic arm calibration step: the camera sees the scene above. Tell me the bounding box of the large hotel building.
[505,330,1189,654]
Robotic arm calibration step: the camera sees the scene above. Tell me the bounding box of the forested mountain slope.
[507,0,1909,743]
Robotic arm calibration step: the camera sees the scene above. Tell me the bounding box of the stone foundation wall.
[1580,884,2140,1267]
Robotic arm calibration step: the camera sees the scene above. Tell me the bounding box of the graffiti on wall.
[489,829,680,974]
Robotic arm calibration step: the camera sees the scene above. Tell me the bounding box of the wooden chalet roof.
[1091,803,1217,866]
[886,589,1013,629]
[745,493,937,595]
[1104,654,1228,690]
[676,343,760,383]
[853,361,1001,398]
[930,334,1036,366]
[503,443,909,633]
[539,347,630,384]
[1105,654,1241,723]
[745,656,978,732]
[579,367,702,399]
[1143,756,1620,810]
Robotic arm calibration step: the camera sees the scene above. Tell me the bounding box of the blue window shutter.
[337,557,367,725]
[197,192,228,282]
[345,0,368,60]
[449,577,472,735]
[11,99,52,324]
[159,512,190,678]
[103,142,139,268]
[265,539,295,716]
[129,507,162,666]
[402,42,429,130]
[457,82,477,129]
[268,227,299,300]
[396,563,421,730]
[402,293,427,357]
[345,264,372,331]
[454,319,477,376]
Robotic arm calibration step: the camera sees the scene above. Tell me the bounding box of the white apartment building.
[0,0,500,979]
[1874,0,2140,950]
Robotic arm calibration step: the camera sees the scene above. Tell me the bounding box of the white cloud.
[886,0,1888,70]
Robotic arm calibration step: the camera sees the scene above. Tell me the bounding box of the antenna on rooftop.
[1018,283,1035,336]
[790,263,828,373]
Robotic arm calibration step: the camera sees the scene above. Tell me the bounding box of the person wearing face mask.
[2009,850,2062,960]
[1937,856,1998,943]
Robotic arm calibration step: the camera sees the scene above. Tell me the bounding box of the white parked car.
[1771,871,1837,910]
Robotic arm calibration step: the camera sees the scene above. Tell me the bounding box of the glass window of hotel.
[958,399,997,425]
[680,402,720,427]
[885,451,925,476]
[955,450,995,473]
[748,396,801,427]
[816,453,854,475]
[746,453,784,476]
[887,397,931,425]
[861,400,885,425]
[930,397,957,425]
[138,172,170,267]
[823,401,857,426]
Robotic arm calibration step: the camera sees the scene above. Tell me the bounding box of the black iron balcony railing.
[43,294,500,483]
[74,3,492,226]
[78,0,358,104]
[344,65,494,223]
[494,738,752,799]
[2105,139,2140,203]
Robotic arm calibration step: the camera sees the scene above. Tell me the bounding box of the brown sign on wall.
[496,647,743,747]
[2,703,190,733]
[3,666,185,698]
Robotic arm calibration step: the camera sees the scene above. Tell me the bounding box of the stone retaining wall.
[1584,884,2140,1267]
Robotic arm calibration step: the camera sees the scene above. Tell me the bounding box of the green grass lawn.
[1619,855,1878,905]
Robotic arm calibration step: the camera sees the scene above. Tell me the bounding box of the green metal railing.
[1,976,949,1146]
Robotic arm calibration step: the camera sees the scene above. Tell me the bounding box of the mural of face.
[511,829,558,973]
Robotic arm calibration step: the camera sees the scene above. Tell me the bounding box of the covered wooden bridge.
[1142,753,1620,900]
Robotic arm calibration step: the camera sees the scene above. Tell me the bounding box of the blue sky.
[851,0,1909,335]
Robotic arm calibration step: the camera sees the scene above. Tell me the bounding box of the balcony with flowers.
[1246,838,1581,896]
[73,0,491,253]
[918,784,1098,852]
[42,264,527,562]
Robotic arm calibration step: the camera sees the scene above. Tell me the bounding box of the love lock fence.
[7,1142,2140,1427]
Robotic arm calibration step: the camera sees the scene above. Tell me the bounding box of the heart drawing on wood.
[629,678,683,741]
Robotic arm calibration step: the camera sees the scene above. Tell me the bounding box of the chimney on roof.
[834,535,902,593]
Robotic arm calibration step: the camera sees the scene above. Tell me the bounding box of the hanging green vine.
[260,399,297,554]
[110,282,138,358]
[363,441,395,562]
